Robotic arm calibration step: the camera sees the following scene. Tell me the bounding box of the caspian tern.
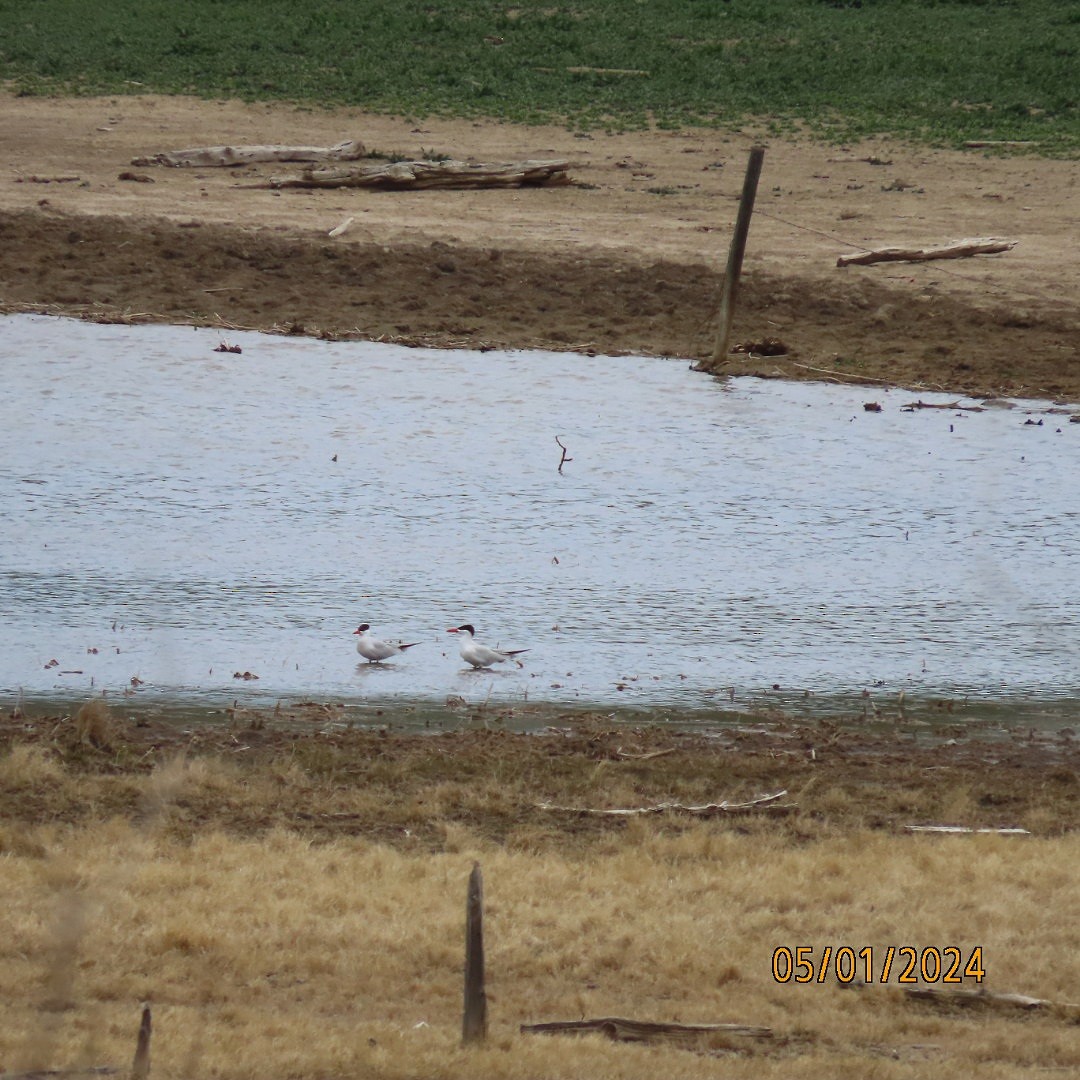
[353,624,421,663]
[447,624,530,669]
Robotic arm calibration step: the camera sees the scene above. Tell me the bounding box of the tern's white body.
[353,624,420,663]
[447,624,529,669]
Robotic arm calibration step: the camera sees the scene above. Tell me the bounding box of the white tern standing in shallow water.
[446,624,529,669]
[352,624,421,663]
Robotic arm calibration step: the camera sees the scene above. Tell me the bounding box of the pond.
[2,314,1078,729]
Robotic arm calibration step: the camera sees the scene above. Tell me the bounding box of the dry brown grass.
[2,824,1078,1078]
[0,709,1077,1078]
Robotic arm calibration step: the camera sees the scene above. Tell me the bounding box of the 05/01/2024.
[771,945,986,985]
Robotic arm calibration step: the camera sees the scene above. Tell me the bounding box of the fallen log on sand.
[837,237,1016,268]
[900,987,1079,1016]
[267,158,571,190]
[521,1018,773,1045]
[132,139,367,167]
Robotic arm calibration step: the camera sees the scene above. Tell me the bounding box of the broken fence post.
[462,862,487,1044]
[708,145,766,368]
[132,1003,151,1079]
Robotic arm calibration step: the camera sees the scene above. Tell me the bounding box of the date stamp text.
[771,945,985,985]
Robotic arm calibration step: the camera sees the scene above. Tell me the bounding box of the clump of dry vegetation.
[0,702,1077,1079]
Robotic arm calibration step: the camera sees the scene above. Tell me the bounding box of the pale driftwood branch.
[327,217,354,238]
[131,139,366,168]
[837,237,1016,268]
[789,361,899,386]
[904,825,1030,835]
[521,1018,773,1044]
[536,790,791,816]
[267,158,571,190]
[614,747,675,761]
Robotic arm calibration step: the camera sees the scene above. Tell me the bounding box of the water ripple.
[2,314,1078,722]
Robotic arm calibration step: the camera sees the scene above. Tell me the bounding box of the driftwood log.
[964,140,1037,149]
[837,237,1016,268]
[267,158,571,190]
[889,989,1075,1019]
[521,1018,773,1045]
[900,400,986,412]
[132,139,367,168]
[847,984,1080,1021]
[16,174,83,183]
[0,1072,119,1079]
[900,987,1079,1016]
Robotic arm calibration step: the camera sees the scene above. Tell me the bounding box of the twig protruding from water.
[555,436,573,474]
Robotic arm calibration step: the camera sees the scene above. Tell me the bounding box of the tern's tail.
[398,642,422,651]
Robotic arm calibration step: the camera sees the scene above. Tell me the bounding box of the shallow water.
[2,314,1078,726]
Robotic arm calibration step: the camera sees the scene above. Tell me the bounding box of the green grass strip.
[1,0,1077,152]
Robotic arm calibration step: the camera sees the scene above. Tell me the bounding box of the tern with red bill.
[353,624,421,663]
[447,624,529,669]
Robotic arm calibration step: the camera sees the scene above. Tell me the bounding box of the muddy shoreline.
[3,94,1078,400]
[5,206,1080,403]
[3,702,1078,845]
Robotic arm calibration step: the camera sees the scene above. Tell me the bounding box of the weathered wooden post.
[462,862,487,1044]
[131,1003,151,1079]
[706,145,766,368]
